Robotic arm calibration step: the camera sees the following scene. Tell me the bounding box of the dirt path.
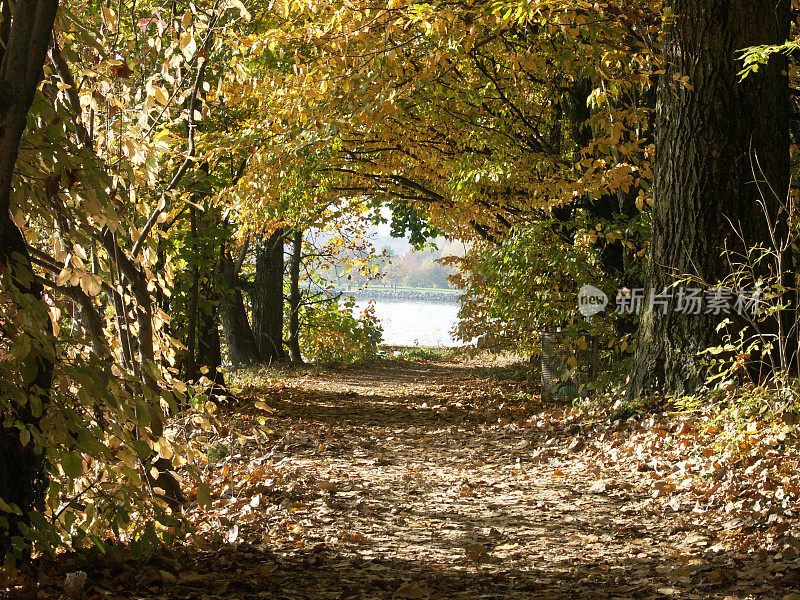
[163,358,795,600]
[25,358,800,599]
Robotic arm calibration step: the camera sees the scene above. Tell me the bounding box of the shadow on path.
[15,358,798,599]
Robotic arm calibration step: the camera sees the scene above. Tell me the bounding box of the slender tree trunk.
[627,0,790,398]
[219,251,261,368]
[287,228,304,364]
[60,284,111,358]
[196,235,226,390]
[184,206,200,380]
[98,231,186,507]
[251,229,286,363]
[111,287,134,369]
[196,298,226,391]
[220,287,261,367]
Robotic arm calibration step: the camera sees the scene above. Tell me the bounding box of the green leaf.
[61,451,83,478]
[0,498,22,515]
[89,534,107,554]
[19,357,37,387]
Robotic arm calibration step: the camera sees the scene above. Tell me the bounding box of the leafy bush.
[446,220,619,354]
[0,266,213,564]
[300,296,383,365]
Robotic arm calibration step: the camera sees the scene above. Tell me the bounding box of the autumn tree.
[0,0,257,558]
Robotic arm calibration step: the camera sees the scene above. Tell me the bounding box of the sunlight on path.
[27,358,794,599]
[168,358,786,600]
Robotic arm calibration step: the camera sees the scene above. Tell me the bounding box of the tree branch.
[131,55,208,258]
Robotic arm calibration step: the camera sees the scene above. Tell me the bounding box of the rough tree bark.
[197,301,225,389]
[184,209,226,390]
[219,250,261,368]
[0,0,60,557]
[627,0,790,398]
[251,229,286,364]
[287,228,304,364]
[195,261,226,392]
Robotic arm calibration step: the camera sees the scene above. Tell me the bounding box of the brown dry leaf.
[588,479,607,493]
[494,542,520,552]
[464,542,489,563]
[108,61,133,77]
[178,572,206,585]
[568,437,586,452]
[319,479,338,493]
[395,581,425,598]
[657,588,680,596]
[227,524,239,543]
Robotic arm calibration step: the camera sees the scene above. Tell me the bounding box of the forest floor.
[13,354,800,599]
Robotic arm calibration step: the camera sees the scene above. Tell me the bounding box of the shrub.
[300,296,383,364]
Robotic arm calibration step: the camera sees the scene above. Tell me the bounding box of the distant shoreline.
[335,287,460,303]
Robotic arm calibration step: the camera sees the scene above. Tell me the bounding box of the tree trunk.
[0,223,54,559]
[196,279,226,392]
[627,0,790,398]
[184,206,200,381]
[111,285,134,369]
[219,251,261,368]
[60,284,111,359]
[0,0,60,558]
[251,229,286,364]
[287,228,304,364]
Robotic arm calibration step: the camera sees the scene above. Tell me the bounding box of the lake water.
[351,300,461,346]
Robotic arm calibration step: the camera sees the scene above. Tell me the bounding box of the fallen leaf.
[319,479,338,493]
[159,570,177,584]
[465,542,488,563]
[227,524,239,543]
[395,581,425,598]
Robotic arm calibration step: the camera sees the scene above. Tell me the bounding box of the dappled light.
[15,357,800,598]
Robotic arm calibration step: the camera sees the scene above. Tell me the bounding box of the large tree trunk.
[251,229,286,364]
[0,0,60,558]
[219,251,261,368]
[287,228,304,364]
[627,0,790,398]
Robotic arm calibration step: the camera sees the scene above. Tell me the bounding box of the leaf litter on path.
[11,356,800,599]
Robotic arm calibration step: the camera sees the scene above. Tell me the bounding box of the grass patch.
[387,346,458,361]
